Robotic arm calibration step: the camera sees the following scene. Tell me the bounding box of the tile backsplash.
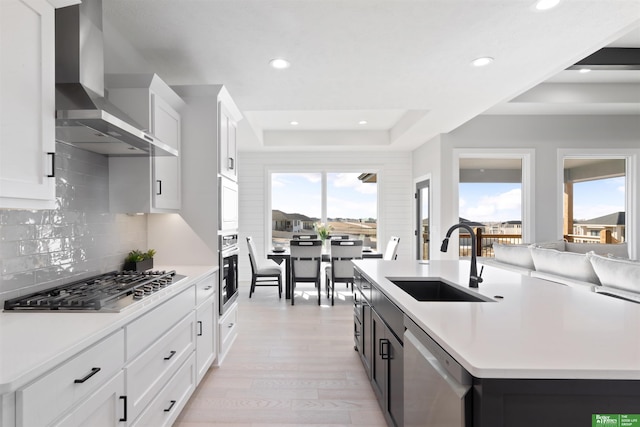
[0,143,148,303]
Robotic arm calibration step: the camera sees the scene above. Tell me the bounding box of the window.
[458,158,523,257]
[563,158,626,244]
[270,171,378,249]
[271,173,321,247]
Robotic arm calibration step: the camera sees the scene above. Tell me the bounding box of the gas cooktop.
[3,270,185,313]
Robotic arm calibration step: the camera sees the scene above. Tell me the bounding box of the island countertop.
[353,259,640,380]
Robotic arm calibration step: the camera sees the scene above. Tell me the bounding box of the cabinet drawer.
[196,298,216,384]
[126,285,196,360]
[195,273,216,307]
[126,312,195,422]
[17,330,125,427]
[219,302,238,361]
[52,371,125,427]
[131,353,196,427]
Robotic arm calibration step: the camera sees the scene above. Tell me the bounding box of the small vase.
[321,238,328,253]
[124,258,153,272]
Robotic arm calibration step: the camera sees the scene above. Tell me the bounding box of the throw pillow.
[587,252,640,293]
[493,243,535,270]
[530,246,600,284]
[530,240,566,251]
[565,242,629,258]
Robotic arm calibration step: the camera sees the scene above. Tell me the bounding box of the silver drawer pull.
[228,322,234,328]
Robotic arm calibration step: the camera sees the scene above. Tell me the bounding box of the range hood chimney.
[55,0,177,156]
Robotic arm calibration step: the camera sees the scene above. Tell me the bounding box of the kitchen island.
[353,259,640,426]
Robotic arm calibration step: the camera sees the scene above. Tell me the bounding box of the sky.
[272,172,377,220]
[459,177,625,223]
[272,172,625,223]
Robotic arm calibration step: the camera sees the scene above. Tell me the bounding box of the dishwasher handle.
[405,330,471,399]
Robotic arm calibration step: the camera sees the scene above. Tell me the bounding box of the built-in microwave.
[219,176,238,231]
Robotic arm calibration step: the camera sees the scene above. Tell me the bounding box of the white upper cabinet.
[0,0,56,209]
[105,74,185,212]
[219,103,239,181]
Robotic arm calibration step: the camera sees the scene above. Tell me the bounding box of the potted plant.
[314,222,333,251]
[124,249,156,271]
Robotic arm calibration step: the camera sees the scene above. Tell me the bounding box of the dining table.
[267,247,383,299]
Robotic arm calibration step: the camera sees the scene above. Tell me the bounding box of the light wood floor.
[174,281,387,426]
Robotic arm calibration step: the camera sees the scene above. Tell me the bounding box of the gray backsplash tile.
[0,143,148,303]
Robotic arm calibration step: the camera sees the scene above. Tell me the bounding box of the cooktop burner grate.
[3,270,177,312]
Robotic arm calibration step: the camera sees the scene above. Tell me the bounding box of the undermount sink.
[389,279,491,302]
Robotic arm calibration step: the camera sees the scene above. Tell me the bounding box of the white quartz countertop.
[0,265,217,394]
[353,259,640,380]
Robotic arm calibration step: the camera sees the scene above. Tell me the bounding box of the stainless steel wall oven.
[219,233,239,315]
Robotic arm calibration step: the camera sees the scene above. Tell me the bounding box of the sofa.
[480,241,638,296]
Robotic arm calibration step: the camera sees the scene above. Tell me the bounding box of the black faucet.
[441,223,484,288]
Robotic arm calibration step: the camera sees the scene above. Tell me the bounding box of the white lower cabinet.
[16,330,125,427]
[194,272,218,380]
[129,354,196,427]
[125,312,195,423]
[52,371,125,427]
[218,301,238,364]
[5,271,231,427]
[196,297,216,384]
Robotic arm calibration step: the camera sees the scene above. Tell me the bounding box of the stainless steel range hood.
[55,0,177,157]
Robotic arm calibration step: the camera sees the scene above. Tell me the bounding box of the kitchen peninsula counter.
[0,265,217,394]
[353,259,640,380]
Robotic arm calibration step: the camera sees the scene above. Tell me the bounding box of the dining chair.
[246,237,283,299]
[327,234,349,240]
[325,239,363,305]
[289,239,323,305]
[383,236,401,260]
[292,234,318,240]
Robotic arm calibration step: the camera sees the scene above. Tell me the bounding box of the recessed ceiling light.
[290,121,299,126]
[269,58,290,69]
[472,57,494,67]
[535,0,560,10]
[358,120,368,125]
[578,68,592,74]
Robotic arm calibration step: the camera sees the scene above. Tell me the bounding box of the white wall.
[238,150,413,282]
[413,115,640,259]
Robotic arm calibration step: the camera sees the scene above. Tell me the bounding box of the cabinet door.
[361,302,373,377]
[151,93,181,210]
[196,298,215,384]
[228,117,237,179]
[218,105,237,181]
[151,93,181,151]
[0,0,55,209]
[53,371,125,427]
[370,310,386,406]
[153,156,180,210]
[387,331,404,427]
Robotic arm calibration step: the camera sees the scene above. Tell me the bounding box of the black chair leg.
[331,278,335,306]
[278,277,282,299]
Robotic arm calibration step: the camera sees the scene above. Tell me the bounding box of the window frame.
[452,149,535,244]
[266,167,380,249]
[557,149,638,259]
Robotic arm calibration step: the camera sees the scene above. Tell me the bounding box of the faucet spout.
[440,223,483,288]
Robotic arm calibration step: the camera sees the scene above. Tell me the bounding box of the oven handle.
[221,246,240,257]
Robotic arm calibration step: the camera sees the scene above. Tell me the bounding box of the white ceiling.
[103,0,640,152]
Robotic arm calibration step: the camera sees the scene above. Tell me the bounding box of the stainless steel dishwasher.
[404,318,473,427]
